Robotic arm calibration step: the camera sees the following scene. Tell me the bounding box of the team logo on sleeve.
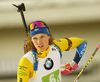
[44,58,54,70]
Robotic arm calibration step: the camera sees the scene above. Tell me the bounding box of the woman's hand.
[61,61,79,75]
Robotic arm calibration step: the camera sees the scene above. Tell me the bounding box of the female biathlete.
[17,21,87,82]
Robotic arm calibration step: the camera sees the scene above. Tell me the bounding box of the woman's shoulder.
[21,51,33,64]
[23,51,33,58]
[18,51,33,71]
[52,38,68,52]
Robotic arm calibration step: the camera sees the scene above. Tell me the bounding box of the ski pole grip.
[98,43,100,48]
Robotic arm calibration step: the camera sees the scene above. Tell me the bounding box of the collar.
[37,46,50,58]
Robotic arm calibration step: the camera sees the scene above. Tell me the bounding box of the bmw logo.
[44,58,54,70]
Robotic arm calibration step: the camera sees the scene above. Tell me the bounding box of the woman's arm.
[17,57,33,82]
[53,37,87,75]
[53,37,85,52]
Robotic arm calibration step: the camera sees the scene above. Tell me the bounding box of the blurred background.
[0,0,100,82]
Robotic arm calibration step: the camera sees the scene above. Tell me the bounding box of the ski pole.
[74,43,100,82]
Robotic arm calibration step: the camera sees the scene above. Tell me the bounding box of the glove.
[61,61,79,75]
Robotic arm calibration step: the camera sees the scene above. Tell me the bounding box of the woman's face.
[32,34,50,52]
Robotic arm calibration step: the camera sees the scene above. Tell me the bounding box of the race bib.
[42,69,60,82]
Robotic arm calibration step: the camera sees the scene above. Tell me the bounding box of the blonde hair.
[27,31,54,51]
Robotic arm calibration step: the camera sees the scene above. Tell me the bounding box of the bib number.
[42,69,60,82]
[49,74,56,82]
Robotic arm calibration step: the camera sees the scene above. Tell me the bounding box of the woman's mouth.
[38,45,44,48]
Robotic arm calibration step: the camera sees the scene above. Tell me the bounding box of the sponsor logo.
[34,28,39,31]
[80,44,87,55]
[18,71,27,76]
[52,48,56,51]
[18,65,27,71]
[56,39,61,42]
[20,78,22,82]
[37,52,42,55]
[44,58,54,70]
[51,44,60,52]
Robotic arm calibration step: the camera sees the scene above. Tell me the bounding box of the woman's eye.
[41,36,45,38]
[33,37,37,40]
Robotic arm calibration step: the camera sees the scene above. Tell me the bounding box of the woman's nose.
[37,39,42,44]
